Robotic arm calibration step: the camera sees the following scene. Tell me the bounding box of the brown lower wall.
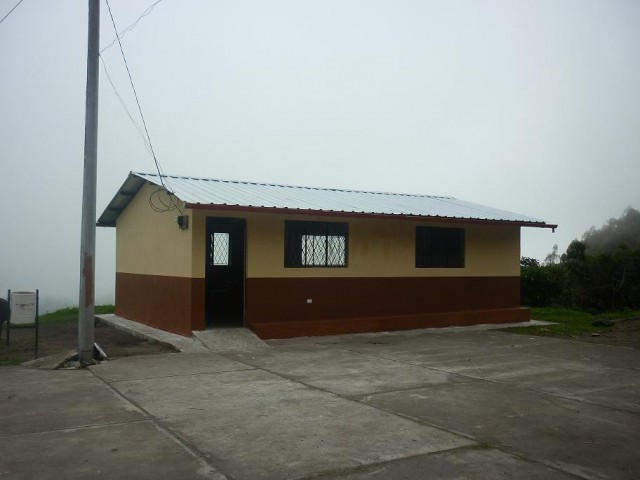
[245,276,526,338]
[116,272,205,336]
[116,273,526,339]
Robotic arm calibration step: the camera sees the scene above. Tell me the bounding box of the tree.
[561,240,589,308]
[561,240,587,263]
[521,208,640,312]
[544,244,560,265]
[520,257,540,268]
[582,206,640,254]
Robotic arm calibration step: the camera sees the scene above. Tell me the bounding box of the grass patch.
[501,307,640,338]
[0,359,22,366]
[594,310,640,320]
[530,307,593,323]
[38,305,115,324]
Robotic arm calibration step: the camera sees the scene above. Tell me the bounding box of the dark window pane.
[416,226,465,268]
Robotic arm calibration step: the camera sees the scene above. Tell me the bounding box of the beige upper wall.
[190,209,521,279]
[115,185,520,279]
[116,183,193,277]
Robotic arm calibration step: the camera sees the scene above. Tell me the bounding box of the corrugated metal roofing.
[97,172,555,228]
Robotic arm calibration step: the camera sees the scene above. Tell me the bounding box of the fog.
[1,0,639,312]
[583,207,640,254]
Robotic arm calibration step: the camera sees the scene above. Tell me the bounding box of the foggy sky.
[1,0,639,312]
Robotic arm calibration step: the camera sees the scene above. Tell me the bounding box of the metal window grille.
[285,221,348,267]
[210,232,230,266]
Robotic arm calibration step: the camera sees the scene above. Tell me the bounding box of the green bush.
[520,258,565,307]
[521,245,640,312]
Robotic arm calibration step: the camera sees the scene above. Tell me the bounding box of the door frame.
[204,216,247,327]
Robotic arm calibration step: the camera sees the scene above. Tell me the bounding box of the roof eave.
[96,172,148,227]
[184,202,556,228]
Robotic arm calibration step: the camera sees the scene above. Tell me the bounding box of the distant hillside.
[583,207,640,254]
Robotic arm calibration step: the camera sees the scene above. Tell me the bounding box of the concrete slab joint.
[3,327,638,479]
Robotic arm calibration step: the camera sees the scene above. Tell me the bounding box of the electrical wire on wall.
[149,187,181,213]
[104,0,182,215]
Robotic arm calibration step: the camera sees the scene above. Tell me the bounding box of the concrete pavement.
[1,327,639,479]
[96,314,209,353]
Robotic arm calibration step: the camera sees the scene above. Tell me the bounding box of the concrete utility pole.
[78,0,100,365]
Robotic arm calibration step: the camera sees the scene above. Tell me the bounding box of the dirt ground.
[575,317,640,349]
[0,320,176,364]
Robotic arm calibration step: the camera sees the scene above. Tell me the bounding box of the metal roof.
[97,172,556,228]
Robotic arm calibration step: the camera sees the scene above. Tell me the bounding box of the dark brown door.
[205,217,246,327]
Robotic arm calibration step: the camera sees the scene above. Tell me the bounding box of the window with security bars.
[416,226,465,268]
[210,232,230,266]
[285,221,348,267]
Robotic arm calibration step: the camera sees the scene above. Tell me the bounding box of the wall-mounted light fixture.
[176,215,189,230]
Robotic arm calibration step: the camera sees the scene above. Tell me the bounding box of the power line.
[0,0,25,25]
[104,0,181,214]
[104,0,162,181]
[101,0,165,53]
[99,54,153,156]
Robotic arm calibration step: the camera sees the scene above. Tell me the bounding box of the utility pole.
[78,0,100,365]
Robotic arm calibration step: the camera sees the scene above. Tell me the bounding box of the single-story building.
[98,172,556,338]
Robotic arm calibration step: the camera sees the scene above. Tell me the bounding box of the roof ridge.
[133,172,455,200]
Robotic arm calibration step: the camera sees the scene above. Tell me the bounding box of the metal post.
[78,0,100,366]
[6,289,10,347]
[34,289,39,359]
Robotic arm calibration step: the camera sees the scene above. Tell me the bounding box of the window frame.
[284,220,349,268]
[415,226,465,268]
